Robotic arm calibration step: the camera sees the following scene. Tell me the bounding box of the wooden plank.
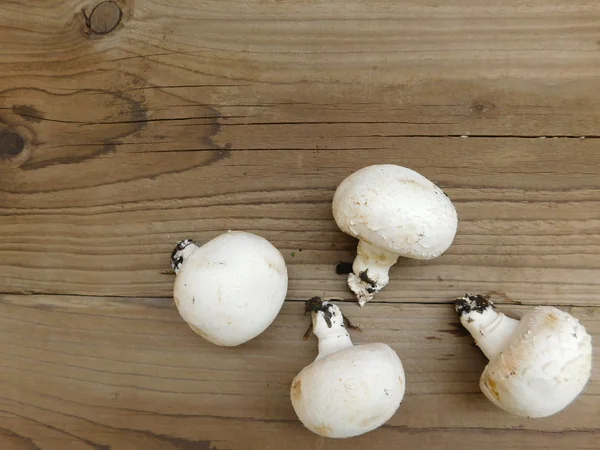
[0,295,597,449]
[1,141,600,304]
[2,0,599,82]
[2,1,600,151]
[1,1,599,449]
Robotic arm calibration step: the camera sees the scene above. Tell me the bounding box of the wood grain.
[1,0,600,448]
[1,140,600,304]
[0,296,597,450]
[1,0,600,145]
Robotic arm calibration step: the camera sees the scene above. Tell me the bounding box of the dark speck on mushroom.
[359,270,377,289]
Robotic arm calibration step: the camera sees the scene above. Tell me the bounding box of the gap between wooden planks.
[0,295,597,450]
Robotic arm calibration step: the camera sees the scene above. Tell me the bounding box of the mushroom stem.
[455,294,520,361]
[307,299,354,360]
[170,239,199,273]
[348,240,399,306]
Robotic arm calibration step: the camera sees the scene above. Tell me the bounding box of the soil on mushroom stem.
[359,270,378,293]
[304,297,334,328]
[455,294,494,315]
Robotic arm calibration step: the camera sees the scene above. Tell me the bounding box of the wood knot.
[0,131,25,158]
[86,1,122,35]
[471,100,495,115]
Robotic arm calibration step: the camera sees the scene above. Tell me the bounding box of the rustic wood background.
[1,1,598,449]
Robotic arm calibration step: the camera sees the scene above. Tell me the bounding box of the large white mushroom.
[170,231,288,346]
[455,294,592,418]
[333,164,458,306]
[291,298,405,438]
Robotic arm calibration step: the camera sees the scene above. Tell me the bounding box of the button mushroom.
[171,231,288,346]
[291,298,405,438]
[332,164,457,306]
[455,294,592,418]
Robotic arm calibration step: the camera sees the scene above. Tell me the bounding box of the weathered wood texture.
[2,140,600,305]
[1,0,599,448]
[0,296,598,449]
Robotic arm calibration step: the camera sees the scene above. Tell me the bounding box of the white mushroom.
[291,298,405,438]
[171,231,288,346]
[455,294,592,418]
[332,164,457,306]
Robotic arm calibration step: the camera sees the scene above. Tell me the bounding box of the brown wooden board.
[1,1,599,448]
[0,297,598,449]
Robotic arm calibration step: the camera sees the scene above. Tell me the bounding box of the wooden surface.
[0,0,599,448]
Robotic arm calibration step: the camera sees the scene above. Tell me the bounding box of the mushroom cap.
[291,343,405,438]
[332,164,457,259]
[480,306,592,418]
[173,231,288,346]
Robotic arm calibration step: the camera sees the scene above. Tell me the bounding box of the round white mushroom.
[332,164,457,306]
[171,231,288,346]
[291,298,405,438]
[455,294,592,418]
